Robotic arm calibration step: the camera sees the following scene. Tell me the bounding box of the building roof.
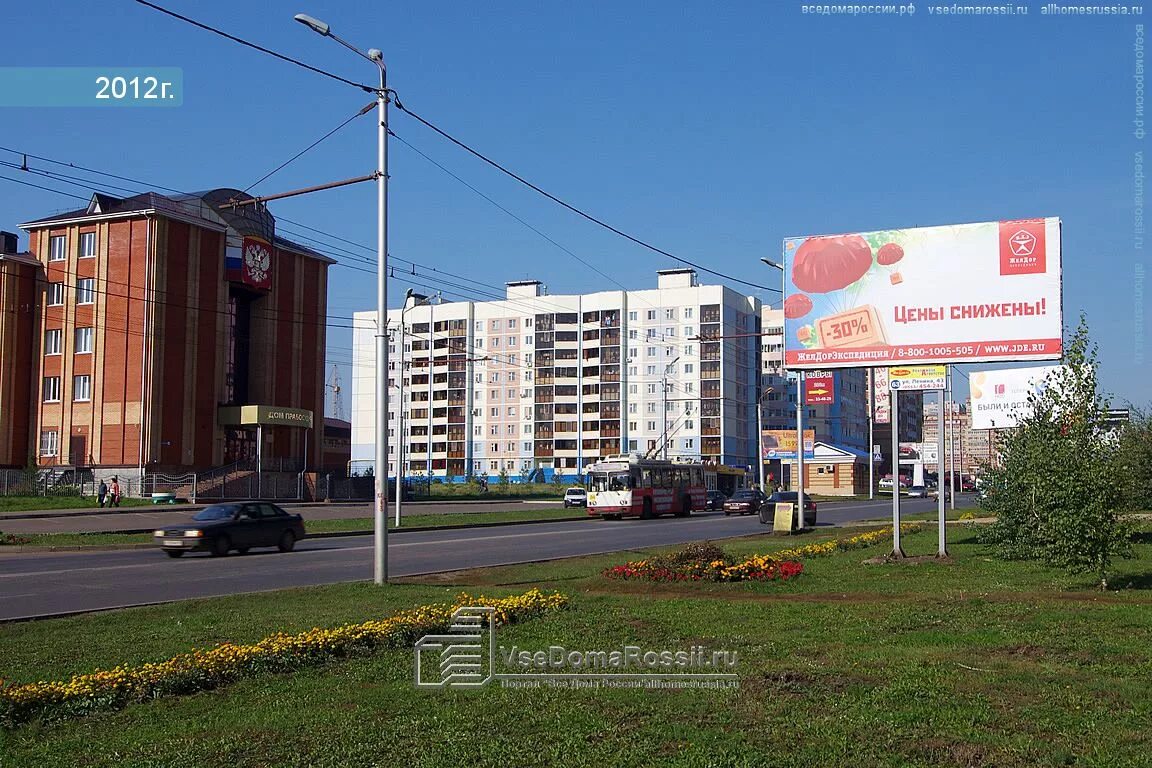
[0,251,41,268]
[21,189,336,265]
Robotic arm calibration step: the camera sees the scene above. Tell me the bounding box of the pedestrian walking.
[97,479,108,508]
[109,476,121,508]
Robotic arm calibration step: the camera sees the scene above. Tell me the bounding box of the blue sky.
[1,2,1147,410]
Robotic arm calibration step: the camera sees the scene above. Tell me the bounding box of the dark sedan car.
[154,502,306,558]
[758,491,818,529]
[705,490,727,511]
[723,489,767,516]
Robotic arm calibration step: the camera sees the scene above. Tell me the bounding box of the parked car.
[723,489,767,516]
[962,479,978,493]
[563,487,588,508]
[705,490,727,511]
[907,485,929,498]
[930,485,952,500]
[759,491,818,528]
[154,502,305,558]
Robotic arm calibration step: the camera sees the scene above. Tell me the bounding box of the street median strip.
[0,588,568,728]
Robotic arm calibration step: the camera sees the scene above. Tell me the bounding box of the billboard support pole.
[868,368,874,500]
[947,367,957,511]
[796,370,805,531]
[937,387,948,557]
[891,388,904,557]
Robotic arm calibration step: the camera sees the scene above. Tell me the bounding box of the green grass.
[2,526,1151,766]
[0,496,148,513]
[424,482,566,500]
[5,508,588,548]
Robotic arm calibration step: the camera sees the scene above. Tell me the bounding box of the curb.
[0,515,593,552]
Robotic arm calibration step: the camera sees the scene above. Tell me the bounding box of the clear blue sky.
[2,2,1147,411]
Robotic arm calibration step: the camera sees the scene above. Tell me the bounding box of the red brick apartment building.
[0,189,331,480]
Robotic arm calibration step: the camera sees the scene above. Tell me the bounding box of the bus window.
[608,473,631,491]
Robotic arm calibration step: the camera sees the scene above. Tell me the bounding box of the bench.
[150,492,177,505]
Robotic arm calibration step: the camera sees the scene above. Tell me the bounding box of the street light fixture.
[295,12,391,583]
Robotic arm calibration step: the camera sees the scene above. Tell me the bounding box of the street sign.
[804,371,835,405]
[889,365,947,391]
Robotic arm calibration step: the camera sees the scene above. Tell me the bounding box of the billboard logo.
[999,220,1046,276]
[994,383,1006,395]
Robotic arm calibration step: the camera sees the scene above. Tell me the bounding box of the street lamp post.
[760,257,804,527]
[295,13,391,584]
[661,356,681,460]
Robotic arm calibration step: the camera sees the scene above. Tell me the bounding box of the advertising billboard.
[898,442,939,464]
[889,365,947,391]
[761,429,816,460]
[872,368,890,424]
[970,365,1061,430]
[782,218,1062,369]
[804,371,835,405]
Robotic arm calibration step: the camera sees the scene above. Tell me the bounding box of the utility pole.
[661,356,680,460]
[796,370,806,530]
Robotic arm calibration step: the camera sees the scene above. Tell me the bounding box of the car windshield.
[731,491,757,500]
[193,505,240,521]
[566,488,585,495]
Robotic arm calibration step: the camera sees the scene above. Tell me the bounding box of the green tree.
[1114,408,1152,511]
[978,315,1133,588]
[497,467,510,491]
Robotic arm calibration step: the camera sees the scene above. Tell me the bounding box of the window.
[684,363,694,373]
[685,438,694,449]
[74,327,93,354]
[646,328,657,339]
[523,441,532,451]
[491,320,500,330]
[525,335,533,346]
[475,321,483,331]
[666,347,675,357]
[684,326,695,338]
[490,425,499,435]
[647,421,657,431]
[43,376,61,402]
[48,282,64,306]
[507,406,516,416]
[475,338,484,348]
[39,430,59,457]
[628,366,637,376]
[629,421,638,431]
[628,403,637,414]
[628,330,638,340]
[73,375,91,401]
[507,388,516,398]
[508,319,516,328]
[491,407,499,417]
[492,337,500,348]
[49,235,66,262]
[646,347,656,357]
[665,327,676,337]
[665,308,675,320]
[628,439,638,451]
[646,403,657,413]
[628,384,638,394]
[79,232,97,258]
[44,329,61,355]
[684,345,695,356]
[646,310,656,320]
[507,442,516,451]
[685,382,695,393]
[646,365,657,375]
[524,425,532,434]
[685,308,694,318]
[491,461,499,470]
[507,425,515,435]
[628,311,637,321]
[646,383,657,394]
[685,420,694,430]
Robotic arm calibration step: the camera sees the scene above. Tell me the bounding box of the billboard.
[970,365,1060,430]
[804,372,835,405]
[782,218,1062,369]
[761,429,815,460]
[889,365,947,391]
[898,442,939,464]
[872,367,890,424]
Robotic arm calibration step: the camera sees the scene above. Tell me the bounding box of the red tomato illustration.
[783,293,813,319]
[791,235,873,293]
[877,242,904,266]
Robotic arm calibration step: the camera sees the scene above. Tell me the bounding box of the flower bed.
[603,524,926,584]
[0,588,567,728]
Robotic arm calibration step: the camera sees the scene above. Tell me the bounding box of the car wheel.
[236,547,250,555]
[210,536,230,557]
[277,530,296,553]
[164,550,184,558]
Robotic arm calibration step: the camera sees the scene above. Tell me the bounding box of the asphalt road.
[0,500,566,535]
[0,497,952,621]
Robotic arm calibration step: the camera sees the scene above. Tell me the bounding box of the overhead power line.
[123,1,778,293]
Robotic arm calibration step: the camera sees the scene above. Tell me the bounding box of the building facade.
[1,190,330,479]
[351,270,762,480]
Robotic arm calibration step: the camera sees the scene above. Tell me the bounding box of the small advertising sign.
[889,365,947,391]
[804,371,835,405]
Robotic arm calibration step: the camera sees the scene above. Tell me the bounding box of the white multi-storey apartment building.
[351,270,761,480]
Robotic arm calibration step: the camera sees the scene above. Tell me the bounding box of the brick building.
[1,189,331,480]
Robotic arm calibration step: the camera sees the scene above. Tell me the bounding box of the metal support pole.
[756,387,765,491]
[396,320,405,527]
[868,368,875,500]
[372,62,390,584]
[796,370,806,531]
[256,424,263,499]
[662,374,669,460]
[947,367,956,510]
[937,388,947,557]
[891,388,904,556]
[427,301,434,485]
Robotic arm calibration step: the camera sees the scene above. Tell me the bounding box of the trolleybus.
[585,454,706,519]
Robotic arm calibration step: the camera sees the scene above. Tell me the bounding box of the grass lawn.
[0,496,148,513]
[5,508,588,548]
[1,525,1150,766]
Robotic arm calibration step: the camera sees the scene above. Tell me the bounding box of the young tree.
[1114,407,1152,512]
[979,315,1133,588]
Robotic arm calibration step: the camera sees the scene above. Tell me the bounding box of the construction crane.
[326,365,346,422]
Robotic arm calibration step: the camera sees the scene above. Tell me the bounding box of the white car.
[563,487,588,508]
